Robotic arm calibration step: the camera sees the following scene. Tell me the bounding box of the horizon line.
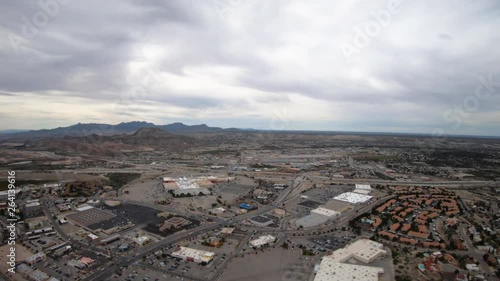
[2,121,500,139]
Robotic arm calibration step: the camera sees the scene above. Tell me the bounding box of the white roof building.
[313,239,386,281]
[209,207,226,214]
[76,204,94,212]
[354,184,372,195]
[133,236,150,246]
[314,260,383,281]
[87,234,99,240]
[311,208,341,217]
[353,188,372,195]
[171,247,215,264]
[333,192,372,204]
[249,235,276,248]
[355,184,372,190]
[26,202,41,208]
[324,239,387,264]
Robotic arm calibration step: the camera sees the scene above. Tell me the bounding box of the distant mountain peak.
[0,121,239,140]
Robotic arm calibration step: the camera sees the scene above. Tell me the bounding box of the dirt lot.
[219,247,317,281]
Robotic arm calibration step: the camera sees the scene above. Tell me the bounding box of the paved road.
[40,198,109,257]
[84,176,304,280]
[209,233,252,281]
[458,224,496,279]
[244,195,395,235]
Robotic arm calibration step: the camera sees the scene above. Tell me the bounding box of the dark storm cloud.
[0,0,499,135]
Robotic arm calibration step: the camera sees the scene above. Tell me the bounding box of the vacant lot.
[219,247,316,281]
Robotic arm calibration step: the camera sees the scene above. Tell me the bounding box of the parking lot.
[309,233,357,251]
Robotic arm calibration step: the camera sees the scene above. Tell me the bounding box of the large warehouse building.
[171,247,215,265]
[326,239,387,264]
[296,214,329,228]
[313,239,386,281]
[296,207,341,228]
[248,215,274,227]
[314,259,383,281]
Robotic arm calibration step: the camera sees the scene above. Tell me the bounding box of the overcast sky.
[1,0,499,135]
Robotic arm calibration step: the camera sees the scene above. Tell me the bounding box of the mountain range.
[0,121,240,140]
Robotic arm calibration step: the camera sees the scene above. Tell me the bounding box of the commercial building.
[353,184,372,195]
[56,204,70,212]
[333,192,372,204]
[99,235,120,245]
[132,236,150,246]
[76,204,94,212]
[249,235,276,248]
[220,227,235,235]
[324,239,387,264]
[28,269,50,281]
[26,252,46,265]
[355,184,372,191]
[209,207,226,215]
[273,184,288,190]
[314,259,383,281]
[296,214,329,228]
[87,233,99,242]
[313,239,386,281]
[159,217,191,232]
[274,208,286,216]
[16,263,33,276]
[248,215,273,227]
[236,209,248,215]
[353,188,372,195]
[163,177,212,196]
[311,207,341,218]
[296,206,341,228]
[163,176,233,190]
[80,257,95,267]
[239,203,254,210]
[171,247,215,264]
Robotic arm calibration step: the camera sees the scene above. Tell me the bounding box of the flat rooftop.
[314,260,383,281]
[249,215,273,223]
[311,207,340,217]
[325,239,386,264]
[172,247,215,263]
[333,192,372,204]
